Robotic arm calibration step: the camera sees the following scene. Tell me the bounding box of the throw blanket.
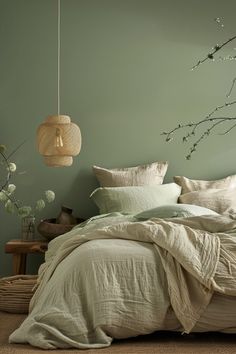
[10,214,236,348]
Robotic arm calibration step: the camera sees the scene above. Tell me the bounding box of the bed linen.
[9,213,236,349]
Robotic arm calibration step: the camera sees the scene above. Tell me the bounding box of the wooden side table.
[5,239,48,275]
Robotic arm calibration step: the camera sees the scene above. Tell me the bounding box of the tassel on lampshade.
[36,115,81,167]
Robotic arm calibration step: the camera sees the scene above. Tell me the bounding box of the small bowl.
[37,218,84,241]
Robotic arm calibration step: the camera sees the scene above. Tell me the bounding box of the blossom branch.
[219,122,236,135]
[7,140,27,160]
[162,116,236,159]
[191,35,236,70]
[0,143,55,217]
[0,148,20,211]
[0,149,11,191]
[162,18,236,159]
[0,141,26,192]
[226,77,236,98]
[184,118,229,160]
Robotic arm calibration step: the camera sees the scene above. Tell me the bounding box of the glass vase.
[21,216,35,241]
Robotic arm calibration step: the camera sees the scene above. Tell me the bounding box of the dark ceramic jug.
[56,206,77,225]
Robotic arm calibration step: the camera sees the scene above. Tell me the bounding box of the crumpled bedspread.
[9,213,236,349]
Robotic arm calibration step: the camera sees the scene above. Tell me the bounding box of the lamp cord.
[57,0,61,116]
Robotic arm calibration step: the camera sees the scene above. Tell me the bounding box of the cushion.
[179,188,236,214]
[90,183,181,214]
[174,175,236,194]
[135,204,218,220]
[93,161,168,187]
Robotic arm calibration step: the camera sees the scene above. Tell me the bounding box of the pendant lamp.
[37,0,81,167]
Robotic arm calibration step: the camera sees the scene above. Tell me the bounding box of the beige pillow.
[179,188,236,214]
[93,161,168,187]
[174,175,236,194]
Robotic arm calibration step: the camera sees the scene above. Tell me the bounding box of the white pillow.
[135,204,218,220]
[90,183,181,214]
[93,161,168,187]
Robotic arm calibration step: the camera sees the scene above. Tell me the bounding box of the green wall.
[1,0,236,276]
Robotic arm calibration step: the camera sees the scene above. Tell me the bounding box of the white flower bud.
[45,190,55,203]
[0,190,8,202]
[5,200,15,214]
[7,184,16,194]
[18,206,32,218]
[35,199,46,211]
[7,163,17,172]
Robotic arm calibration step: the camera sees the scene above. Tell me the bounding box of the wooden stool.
[5,239,48,275]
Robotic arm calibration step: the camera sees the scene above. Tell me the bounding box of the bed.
[8,163,236,349]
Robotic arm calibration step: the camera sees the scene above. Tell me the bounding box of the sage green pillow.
[90,183,181,214]
[135,203,218,220]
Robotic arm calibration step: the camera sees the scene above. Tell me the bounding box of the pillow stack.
[174,175,236,214]
[91,161,182,214]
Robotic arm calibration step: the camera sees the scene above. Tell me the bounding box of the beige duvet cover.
[9,213,236,349]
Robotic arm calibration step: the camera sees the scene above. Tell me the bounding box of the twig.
[162,116,236,159]
[0,151,11,191]
[191,35,236,70]
[0,140,26,192]
[226,78,236,98]
[7,140,27,159]
[162,18,236,159]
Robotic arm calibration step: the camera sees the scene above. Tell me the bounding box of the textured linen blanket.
[9,213,236,349]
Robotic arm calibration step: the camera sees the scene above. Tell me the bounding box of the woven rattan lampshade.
[37,115,81,167]
[36,1,82,167]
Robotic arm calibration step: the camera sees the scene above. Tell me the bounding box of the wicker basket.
[0,275,38,313]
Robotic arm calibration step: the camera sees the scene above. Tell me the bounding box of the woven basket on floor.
[0,275,38,314]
